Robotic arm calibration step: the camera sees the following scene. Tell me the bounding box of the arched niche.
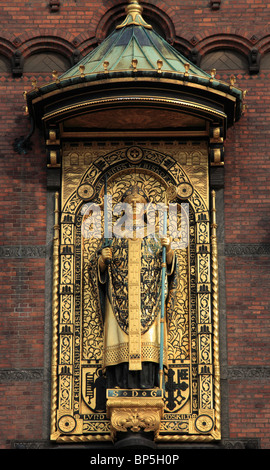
[24,51,71,73]
[50,141,220,443]
[201,49,248,72]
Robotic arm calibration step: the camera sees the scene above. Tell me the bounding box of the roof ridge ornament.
[116,0,152,30]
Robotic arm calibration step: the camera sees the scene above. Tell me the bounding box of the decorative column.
[57,213,75,415]
[193,211,215,435]
[210,190,221,439]
[50,192,60,439]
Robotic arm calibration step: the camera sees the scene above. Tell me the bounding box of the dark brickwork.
[0,0,269,449]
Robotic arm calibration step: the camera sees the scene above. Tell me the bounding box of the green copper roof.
[60,3,210,80]
[27,1,244,126]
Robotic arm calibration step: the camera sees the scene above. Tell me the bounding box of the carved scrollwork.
[111,408,161,433]
[107,397,164,437]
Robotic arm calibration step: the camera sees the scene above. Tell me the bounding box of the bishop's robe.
[89,230,177,389]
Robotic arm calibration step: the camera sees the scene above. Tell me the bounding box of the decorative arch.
[3,29,270,77]
[196,34,252,58]
[19,36,74,63]
[0,34,75,76]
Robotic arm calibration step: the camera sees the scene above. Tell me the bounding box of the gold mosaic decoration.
[50,140,221,443]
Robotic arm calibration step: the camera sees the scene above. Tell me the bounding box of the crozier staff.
[91,185,177,389]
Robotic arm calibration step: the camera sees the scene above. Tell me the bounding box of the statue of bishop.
[89,184,178,389]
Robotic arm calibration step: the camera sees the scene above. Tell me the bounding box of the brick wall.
[224,66,270,448]
[0,0,269,449]
[0,102,46,447]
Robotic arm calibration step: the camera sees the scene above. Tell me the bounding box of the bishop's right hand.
[99,247,112,270]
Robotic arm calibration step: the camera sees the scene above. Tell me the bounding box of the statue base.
[106,389,164,442]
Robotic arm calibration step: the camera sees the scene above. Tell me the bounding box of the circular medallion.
[166,184,177,201]
[77,183,95,201]
[177,182,193,199]
[126,146,143,163]
[195,414,214,434]
[58,415,77,434]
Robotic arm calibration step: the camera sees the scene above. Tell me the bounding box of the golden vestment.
[95,231,176,375]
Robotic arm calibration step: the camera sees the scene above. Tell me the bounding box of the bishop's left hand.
[161,236,171,252]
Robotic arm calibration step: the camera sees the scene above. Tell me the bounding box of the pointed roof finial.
[116,0,152,30]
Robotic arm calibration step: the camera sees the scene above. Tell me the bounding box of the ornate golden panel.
[50,140,221,443]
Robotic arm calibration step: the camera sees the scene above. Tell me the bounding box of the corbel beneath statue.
[107,389,164,440]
